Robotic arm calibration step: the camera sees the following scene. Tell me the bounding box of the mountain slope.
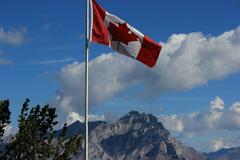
[70,111,206,160]
[57,120,106,138]
[205,147,240,160]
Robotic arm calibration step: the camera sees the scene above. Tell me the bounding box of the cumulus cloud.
[211,138,233,151]
[211,139,226,151]
[158,26,240,91]
[66,112,105,124]
[55,26,240,112]
[159,97,240,134]
[210,96,224,112]
[55,54,141,112]
[229,102,240,114]
[158,114,184,132]
[158,97,240,151]
[0,27,26,45]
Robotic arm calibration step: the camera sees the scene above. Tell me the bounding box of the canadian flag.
[90,0,162,68]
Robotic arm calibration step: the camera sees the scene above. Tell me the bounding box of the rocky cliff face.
[72,111,207,160]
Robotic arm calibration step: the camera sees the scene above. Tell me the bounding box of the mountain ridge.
[68,110,207,160]
[204,146,240,160]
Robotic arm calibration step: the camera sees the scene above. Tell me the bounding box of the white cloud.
[3,125,13,138]
[229,102,240,114]
[55,54,140,112]
[218,110,240,130]
[30,57,75,65]
[211,139,225,151]
[158,97,240,152]
[158,114,184,132]
[210,96,224,112]
[211,138,233,151]
[159,97,240,134]
[0,27,26,45]
[66,112,105,124]
[157,26,240,91]
[55,26,240,112]
[0,27,26,64]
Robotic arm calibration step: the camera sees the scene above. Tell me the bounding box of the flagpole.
[84,0,89,159]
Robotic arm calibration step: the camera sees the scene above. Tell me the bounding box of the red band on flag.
[91,0,109,45]
[136,36,162,68]
[90,0,162,68]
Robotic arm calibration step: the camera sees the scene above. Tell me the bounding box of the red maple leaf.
[108,22,139,45]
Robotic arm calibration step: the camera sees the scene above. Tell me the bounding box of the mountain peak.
[127,110,141,116]
[83,111,206,160]
[118,110,165,130]
[70,120,82,126]
[119,110,141,120]
[68,111,207,160]
[120,110,157,122]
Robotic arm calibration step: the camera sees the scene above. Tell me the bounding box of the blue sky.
[1,0,240,152]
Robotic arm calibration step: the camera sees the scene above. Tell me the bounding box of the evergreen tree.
[0,100,11,141]
[0,99,82,160]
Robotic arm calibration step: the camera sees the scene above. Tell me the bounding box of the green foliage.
[0,100,11,142]
[0,99,82,160]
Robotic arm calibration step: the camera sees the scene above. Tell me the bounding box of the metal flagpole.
[84,0,89,159]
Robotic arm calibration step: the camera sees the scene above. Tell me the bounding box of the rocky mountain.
[205,147,240,160]
[69,111,207,160]
[57,120,106,138]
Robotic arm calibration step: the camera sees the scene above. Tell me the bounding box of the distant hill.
[205,147,240,160]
